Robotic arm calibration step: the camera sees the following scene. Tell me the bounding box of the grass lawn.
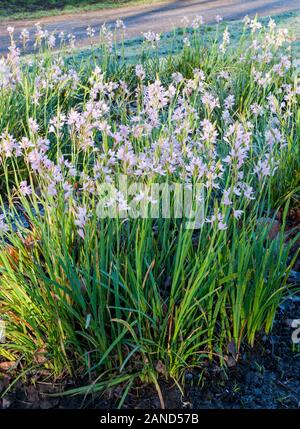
[0,0,162,20]
[70,11,300,66]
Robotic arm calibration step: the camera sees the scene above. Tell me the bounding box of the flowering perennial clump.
[0,17,298,394]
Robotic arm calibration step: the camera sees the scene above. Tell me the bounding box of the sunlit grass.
[0,0,162,20]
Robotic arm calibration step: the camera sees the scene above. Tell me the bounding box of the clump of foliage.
[0,18,299,403]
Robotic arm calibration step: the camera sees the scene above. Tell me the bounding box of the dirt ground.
[0,294,299,409]
[1,0,300,54]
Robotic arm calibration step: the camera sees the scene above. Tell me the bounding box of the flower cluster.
[0,17,298,239]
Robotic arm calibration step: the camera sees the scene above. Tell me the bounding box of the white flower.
[172,72,184,84]
[86,26,95,38]
[224,95,235,110]
[20,29,29,44]
[219,27,230,53]
[233,209,243,220]
[249,19,262,33]
[135,64,145,80]
[47,34,56,49]
[219,70,230,80]
[116,19,126,30]
[191,16,204,29]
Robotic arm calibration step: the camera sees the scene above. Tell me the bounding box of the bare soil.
[0,295,299,409]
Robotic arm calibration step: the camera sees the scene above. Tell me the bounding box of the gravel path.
[0,0,300,54]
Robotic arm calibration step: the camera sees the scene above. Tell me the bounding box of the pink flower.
[75,205,88,239]
[116,19,126,30]
[244,185,255,200]
[135,64,145,80]
[218,221,228,231]
[7,26,14,36]
[47,182,57,196]
[142,31,160,47]
[201,93,220,111]
[20,180,32,196]
[222,189,232,206]
[28,118,39,134]
[191,16,204,29]
[63,182,73,200]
